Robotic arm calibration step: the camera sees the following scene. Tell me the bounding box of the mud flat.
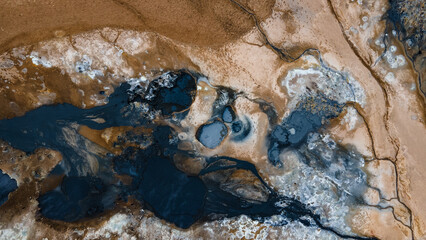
[0,0,425,239]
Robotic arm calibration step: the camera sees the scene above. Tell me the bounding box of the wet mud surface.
[0,0,425,239]
[0,169,17,206]
[386,0,425,97]
[0,71,372,239]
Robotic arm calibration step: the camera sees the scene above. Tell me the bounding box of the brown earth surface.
[0,0,425,239]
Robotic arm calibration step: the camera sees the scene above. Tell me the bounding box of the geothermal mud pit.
[0,0,425,239]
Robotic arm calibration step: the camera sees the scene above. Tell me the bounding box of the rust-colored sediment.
[0,0,425,239]
[0,0,274,52]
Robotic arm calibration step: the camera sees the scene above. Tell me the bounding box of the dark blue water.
[0,69,307,228]
[196,102,252,148]
[111,124,309,228]
[0,70,294,227]
[196,119,228,149]
[0,169,17,206]
[0,71,197,174]
[39,176,117,221]
[113,125,207,228]
[0,70,375,239]
[209,99,252,142]
[0,70,200,222]
[230,116,251,141]
[222,105,236,123]
[267,96,344,166]
[143,71,197,116]
[112,126,314,228]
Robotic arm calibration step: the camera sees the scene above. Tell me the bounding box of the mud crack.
[326,0,415,236]
[229,0,416,238]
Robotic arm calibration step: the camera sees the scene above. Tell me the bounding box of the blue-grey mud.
[0,169,17,206]
[386,0,425,98]
[0,69,375,239]
[0,0,425,239]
